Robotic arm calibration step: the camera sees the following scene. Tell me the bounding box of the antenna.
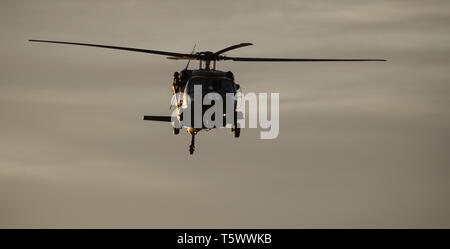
[185,44,196,70]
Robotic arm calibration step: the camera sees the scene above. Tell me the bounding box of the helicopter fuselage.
[172,69,239,134]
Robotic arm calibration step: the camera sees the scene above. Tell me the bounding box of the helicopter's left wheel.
[173,127,180,135]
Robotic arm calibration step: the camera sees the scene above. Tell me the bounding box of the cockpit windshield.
[186,77,235,95]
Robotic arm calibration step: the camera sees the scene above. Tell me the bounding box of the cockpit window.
[186,77,235,95]
[221,79,234,92]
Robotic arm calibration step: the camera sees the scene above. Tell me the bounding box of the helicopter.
[29,39,386,154]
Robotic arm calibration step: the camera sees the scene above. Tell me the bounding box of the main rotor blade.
[215,43,253,55]
[167,56,194,60]
[29,39,196,58]
[222,56,386,62]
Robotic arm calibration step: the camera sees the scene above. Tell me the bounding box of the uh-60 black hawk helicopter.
[29,39,386,154]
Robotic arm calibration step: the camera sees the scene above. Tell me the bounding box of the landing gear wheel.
[189,134,196,155]
[233,110,240,138]
[173,127,180,135]
[233,126,240,138]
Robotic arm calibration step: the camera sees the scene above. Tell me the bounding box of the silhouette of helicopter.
[29,39,386,154]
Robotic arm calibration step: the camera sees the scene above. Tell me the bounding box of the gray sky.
[1,0,449,228]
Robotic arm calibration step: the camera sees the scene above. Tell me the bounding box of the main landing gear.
[233,126,240,138]
[189,134,196,155]
[233,111,240,138]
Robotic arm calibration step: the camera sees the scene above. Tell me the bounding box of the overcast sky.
[1,0,449,228]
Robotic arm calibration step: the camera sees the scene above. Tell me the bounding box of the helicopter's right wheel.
[233,110,240,138]
[173,127,180,135]
[233,126,240,138]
